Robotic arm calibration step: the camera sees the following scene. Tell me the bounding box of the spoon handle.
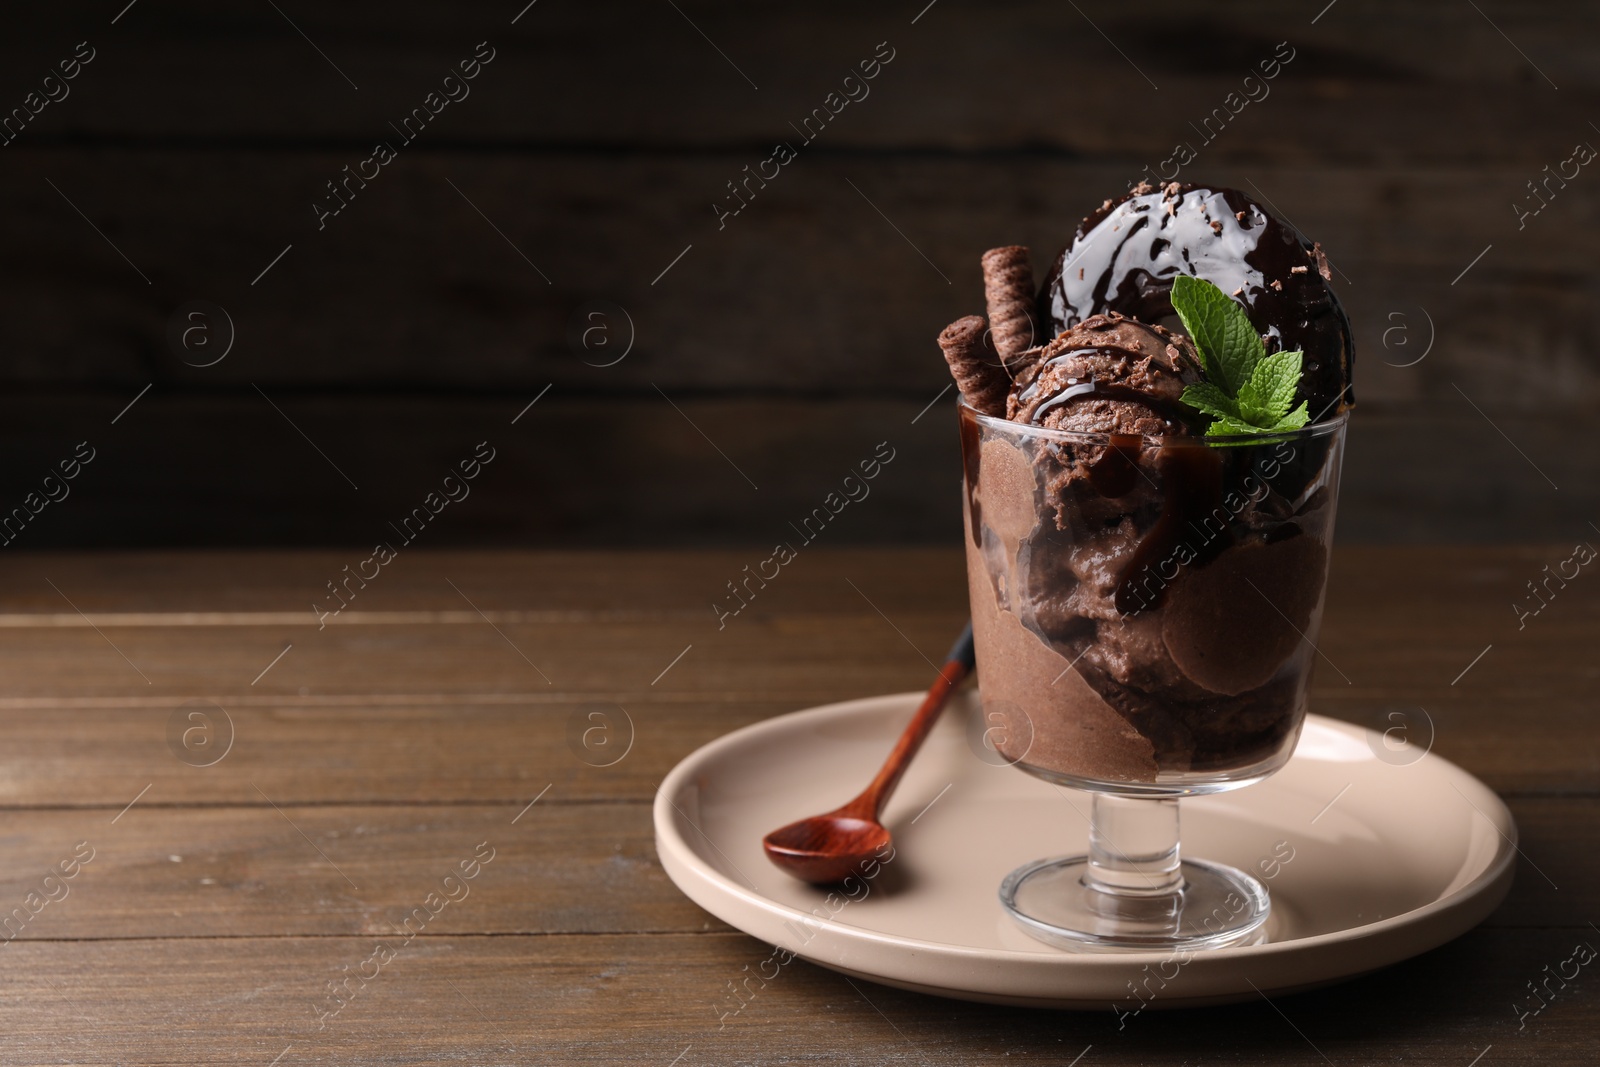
[850,623,976,820]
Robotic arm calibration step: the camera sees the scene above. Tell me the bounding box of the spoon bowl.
[762,813,891,885]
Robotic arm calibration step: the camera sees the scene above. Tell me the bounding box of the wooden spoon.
[763,624,976,884]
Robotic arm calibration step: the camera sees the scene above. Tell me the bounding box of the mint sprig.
[1172,275,1309,438]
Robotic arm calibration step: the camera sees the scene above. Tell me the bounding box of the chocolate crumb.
[1210,220,1223,235]
[1132,180,1155,195]
[1232,286,1244,297]
[1101,199,1113,211]
[1311,242,1332,281]
[1163,182,1181,197]
[1270,279,1283,291]
[1235,211,1245,221]
[1291,265,1308,274]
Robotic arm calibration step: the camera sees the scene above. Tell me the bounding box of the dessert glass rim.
[958,396,1351,448]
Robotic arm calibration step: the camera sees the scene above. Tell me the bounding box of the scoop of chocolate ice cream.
[1007,313,1204,436]
[1161,534,1328,696]
[1038,182,1354,419]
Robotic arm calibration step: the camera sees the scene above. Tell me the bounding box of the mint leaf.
[1170,275,1264,396]
[1269,401,1310,432]
[1235,351,1303,426]
[1203,414,1265,438]
[1170,276,1317,443]
[1180,382,1239,421]
[1204,401,1310,440]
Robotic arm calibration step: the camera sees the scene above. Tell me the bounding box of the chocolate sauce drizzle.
[959,405,983,547]
[1088,435,1143,498]
[1028,375,1191,432]
[1015,344,1195,433]
[1111,444,1229,614]
[1038,184,1354,417]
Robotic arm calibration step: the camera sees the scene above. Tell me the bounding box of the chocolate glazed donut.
[1037,183,1355,419]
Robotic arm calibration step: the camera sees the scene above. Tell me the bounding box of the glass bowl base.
[1000,854,1270,952]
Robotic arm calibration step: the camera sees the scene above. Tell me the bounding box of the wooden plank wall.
[0,1,1594,546]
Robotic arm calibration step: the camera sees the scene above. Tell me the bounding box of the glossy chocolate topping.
[1008,312,1204,436]
[1038,183,1354,418]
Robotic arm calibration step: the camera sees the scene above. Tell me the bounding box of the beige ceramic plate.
[655,691,1515,1009]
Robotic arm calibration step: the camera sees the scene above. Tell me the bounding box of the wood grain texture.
[0,803,717,940]
[1,0,1596,546]
[0,546,1590,1063]
[0,797,1586,940]
[0,547,1588,802]
[0,148,1595,402]
[0,396,1592,547]
[0,930,1590,1065]
[0,1,1594,153]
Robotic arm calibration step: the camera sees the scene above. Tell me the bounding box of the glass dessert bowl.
[961,401,1349,950]
[934,180,1355,950]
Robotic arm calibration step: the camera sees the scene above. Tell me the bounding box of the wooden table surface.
[0,546,1593,1065]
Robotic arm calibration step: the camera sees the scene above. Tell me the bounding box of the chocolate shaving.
[1311,242,1332,281]
[980,245,1040,363]
[938,315,1009,416]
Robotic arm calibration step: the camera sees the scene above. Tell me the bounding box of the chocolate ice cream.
[1007,312,1204,436]
[946,182,1351,785]
[1039,181,1354,419]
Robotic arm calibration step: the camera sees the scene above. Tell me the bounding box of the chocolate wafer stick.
[938,315,1009,416]
[980,245,1039,365]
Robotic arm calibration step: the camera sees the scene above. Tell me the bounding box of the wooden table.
[0,547,1592,1065]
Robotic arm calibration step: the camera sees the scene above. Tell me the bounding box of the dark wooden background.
[0,0,1596,547]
